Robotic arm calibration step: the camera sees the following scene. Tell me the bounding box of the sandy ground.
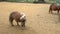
[0,2,60,34]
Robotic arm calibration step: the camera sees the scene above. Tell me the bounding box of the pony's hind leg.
[9,17,14,26]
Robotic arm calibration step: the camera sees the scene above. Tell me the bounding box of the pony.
[49,4,60,14]
[9,11,26,27]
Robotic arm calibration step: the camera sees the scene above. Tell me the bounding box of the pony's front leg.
[58,10,59,14]
[21,22,25,27]
[49,9,52,13]
[15,20,19,26]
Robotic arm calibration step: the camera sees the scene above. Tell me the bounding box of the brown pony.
[9,11,26,27]
[49,4,60,13]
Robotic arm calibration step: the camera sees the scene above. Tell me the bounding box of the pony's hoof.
[11,25,14,26]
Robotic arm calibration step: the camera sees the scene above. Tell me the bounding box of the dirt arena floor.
[0,2,60,34]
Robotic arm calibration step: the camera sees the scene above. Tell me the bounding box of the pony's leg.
[50,10,52,13]
[21,22,25,30]
[58,10,59,14]
[16,20,19,26]
[9,18,14,26]
[21,21,25,27]
[49,9,52,13]
[17,22,19,26]
[21,18,26,30]
[23,22,25,27]
[49,9,51,13]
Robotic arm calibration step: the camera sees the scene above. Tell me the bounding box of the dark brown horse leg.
[49,9,51,13]
[49,10,52,13]
[17,22,19,26]
[16,20,19,26]
[51,10,52,13]
[58,10,59,14]
[9,18,14,26]
[50,9,53,13]
[49,8,52,13]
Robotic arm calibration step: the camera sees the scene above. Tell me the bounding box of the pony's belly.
[52,8,58,11]
[53,9,57,11]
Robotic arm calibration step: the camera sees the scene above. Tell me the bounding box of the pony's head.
[20,12,26,22]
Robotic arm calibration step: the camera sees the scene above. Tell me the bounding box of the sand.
[0,2,60,34]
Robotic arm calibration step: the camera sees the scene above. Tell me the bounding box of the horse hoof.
[11,25,14,26]
[17,25,20,26]
[21,27,25,30]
